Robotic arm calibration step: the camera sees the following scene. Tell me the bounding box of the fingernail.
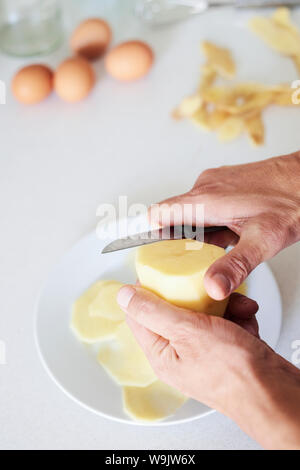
[209,273,231,299]
[117,286,136,309]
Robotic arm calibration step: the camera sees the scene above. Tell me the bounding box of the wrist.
[223,343,300,449]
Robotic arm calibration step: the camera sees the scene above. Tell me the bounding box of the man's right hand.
[149,152,300,300]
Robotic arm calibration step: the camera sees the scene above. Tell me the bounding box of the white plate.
[35,230,282,426]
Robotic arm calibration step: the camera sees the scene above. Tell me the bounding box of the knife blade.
[102,225,227,253]
[135,0,300,26]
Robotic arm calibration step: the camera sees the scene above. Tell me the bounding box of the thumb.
[204,230,265,300]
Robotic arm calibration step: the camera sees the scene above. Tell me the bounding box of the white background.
[0,0,300,450]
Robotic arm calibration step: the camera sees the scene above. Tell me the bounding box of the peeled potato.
[123,381,187,422]
[71,281,121,343]
[98,322,157,387]
[89,280,125,322]
[235,281,248,296]
[136,239,228,317]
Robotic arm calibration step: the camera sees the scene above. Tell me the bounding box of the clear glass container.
[0,0,63,57]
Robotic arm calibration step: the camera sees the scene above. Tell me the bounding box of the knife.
[135,0,300,26]
[102,225,227,253]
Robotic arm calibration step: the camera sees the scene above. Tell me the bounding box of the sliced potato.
[89,280,125,322]
[123,380,187,422]
[71,281,121,344]
[98,322,157,387]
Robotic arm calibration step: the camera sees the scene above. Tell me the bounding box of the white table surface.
[1,0,300,450]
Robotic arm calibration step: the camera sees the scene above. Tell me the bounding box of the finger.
[204,229,266,300]
[148,192,233,228]
[225,293,259,320]
[204,229,239,249]
[231,316,260,338]
[117,285,198,340]
[126,316,169,357]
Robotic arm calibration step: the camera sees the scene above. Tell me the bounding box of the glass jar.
[0,0,63,57]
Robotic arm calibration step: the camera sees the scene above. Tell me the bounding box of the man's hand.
[149,152,300,300]
[118,285,300,450]
[118,286,261,412]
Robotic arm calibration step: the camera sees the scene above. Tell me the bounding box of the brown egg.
[54,57,95,103]
[12,65,53,104]
[70,18,112,61]
[105,41,154,82]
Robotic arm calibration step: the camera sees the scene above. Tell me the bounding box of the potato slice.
[245,113,264,146]
[136,239,228,316]
[123,381,188,422]
[89,280,125,322]
[71,281,121,343]
[98,322,157,387]
[201,41,236,78]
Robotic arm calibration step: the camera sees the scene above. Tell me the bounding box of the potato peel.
[201,41,236,79]
[245,113,264,147]
[173,9,300,147]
